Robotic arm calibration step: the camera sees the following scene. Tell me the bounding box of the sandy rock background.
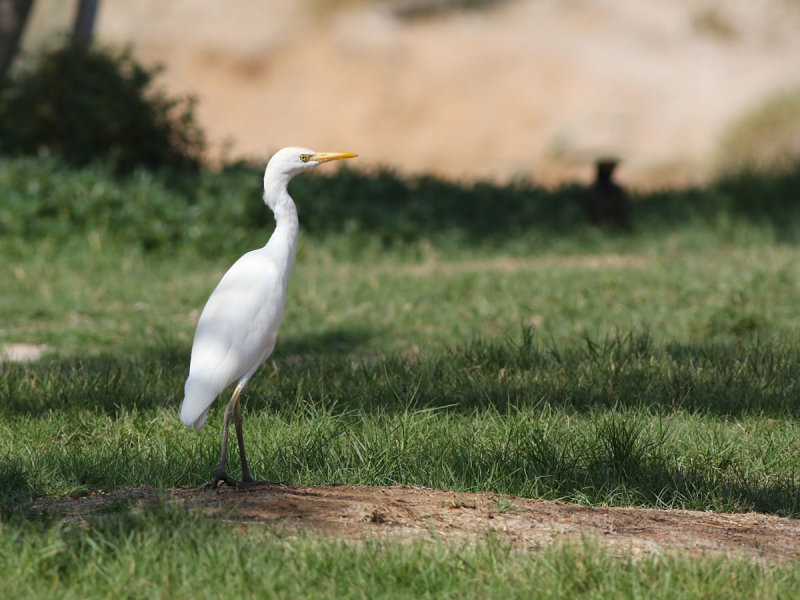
[23,0,800,187]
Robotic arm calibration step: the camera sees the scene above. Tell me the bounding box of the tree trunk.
[0,0,34,84]
[72,0,99,47]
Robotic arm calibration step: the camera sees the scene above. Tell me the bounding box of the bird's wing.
[180,250,287,428]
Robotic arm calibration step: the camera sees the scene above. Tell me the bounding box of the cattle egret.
[180,146,357,489]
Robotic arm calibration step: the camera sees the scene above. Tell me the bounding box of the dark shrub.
[0,44,204,172]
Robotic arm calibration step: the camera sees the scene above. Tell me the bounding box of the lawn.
[1,157,799,597]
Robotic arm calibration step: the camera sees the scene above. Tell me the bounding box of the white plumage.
[180,252,284,430]
[180,146,357,488]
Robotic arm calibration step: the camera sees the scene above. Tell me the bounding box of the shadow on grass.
[2,329,799,419]
[277,327,374,357]
[3,326,799,520]
[475,438,800,517]
[249,329,800,418]
[159,161,800,248]
[167,162,800,253]
[3,411,798,521]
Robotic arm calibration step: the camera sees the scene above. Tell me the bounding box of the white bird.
[180,146,357,489]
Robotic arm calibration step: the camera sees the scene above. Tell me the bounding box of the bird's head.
[266,146,358,178]
[263,147,357,213]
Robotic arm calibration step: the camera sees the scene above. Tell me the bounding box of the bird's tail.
[180,377,217,430]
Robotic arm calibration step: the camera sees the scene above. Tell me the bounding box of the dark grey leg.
[206,383,289,489]
[232,391,253,482]
[205,384,242,490]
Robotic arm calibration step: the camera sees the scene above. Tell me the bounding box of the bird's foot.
[203,474,291,491]
[203,472,240,491]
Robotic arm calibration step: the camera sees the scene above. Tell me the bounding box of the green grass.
[2,157,800,596]
[2,327,799,515]
[3,237,799,356]
[2,517,799,600]
[3,509,798,599]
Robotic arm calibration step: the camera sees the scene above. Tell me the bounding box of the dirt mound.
[37,484,800,561]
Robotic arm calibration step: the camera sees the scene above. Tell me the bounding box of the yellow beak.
[310,152,358,163]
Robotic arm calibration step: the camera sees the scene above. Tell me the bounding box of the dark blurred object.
[72,0,100,47]
[0,44,205,172]
[584,158,630,228]
[0,0,34,86]
[393,0,508,19]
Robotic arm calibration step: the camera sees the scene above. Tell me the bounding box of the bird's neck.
[263,176,300,278]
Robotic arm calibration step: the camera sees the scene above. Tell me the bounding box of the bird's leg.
[206,386,241,490]
[207,383,289,489]
[232,389,253,483]
[231,387,291,487]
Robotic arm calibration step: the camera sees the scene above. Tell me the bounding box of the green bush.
[0,156,591,255]
[716,88,800,173]
[0,44,204,172]
[1,154,799,255]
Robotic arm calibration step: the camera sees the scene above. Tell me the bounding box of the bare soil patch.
[0,343,50,363]
[36,484,800,561]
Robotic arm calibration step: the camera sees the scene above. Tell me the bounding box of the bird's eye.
[299,154,311,162]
